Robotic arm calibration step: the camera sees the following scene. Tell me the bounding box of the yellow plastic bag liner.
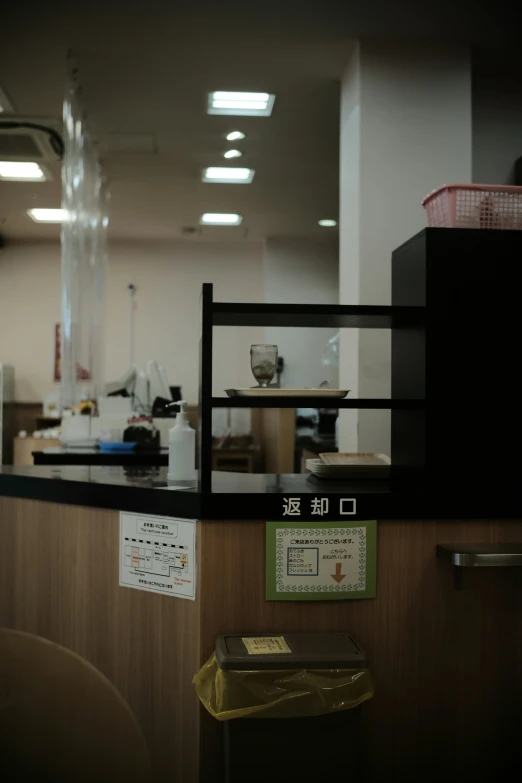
[193,653,374,721]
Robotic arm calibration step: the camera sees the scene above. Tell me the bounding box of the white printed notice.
[119,512,196,600]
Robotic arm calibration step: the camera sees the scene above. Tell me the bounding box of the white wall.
[339,45,361,447]
[0,240,264,402]
[0,243,61,401]
[264,237,339,389]
[340,42,472,454]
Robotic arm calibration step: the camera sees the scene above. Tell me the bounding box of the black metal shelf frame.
[198,283,426,493]
[211,397,424,410]
[213,302,425,329]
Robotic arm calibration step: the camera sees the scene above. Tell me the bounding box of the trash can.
[193,633,373,783]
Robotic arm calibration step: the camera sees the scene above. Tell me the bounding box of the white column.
[339,41,472,453]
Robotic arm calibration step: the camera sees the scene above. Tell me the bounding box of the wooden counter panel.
[0,496,200,783]
[3,496,522,782]
[199,518,522,782]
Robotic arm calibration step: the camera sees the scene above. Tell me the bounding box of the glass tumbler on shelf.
[250,344,278,388]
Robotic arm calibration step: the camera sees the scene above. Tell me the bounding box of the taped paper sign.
[266,520,377,601]
[119,512,196,600]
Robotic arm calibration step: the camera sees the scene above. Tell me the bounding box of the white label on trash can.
[119,512,196,600]
[242,636,291,655]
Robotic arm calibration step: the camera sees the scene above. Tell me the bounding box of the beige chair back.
[0,628,151,782]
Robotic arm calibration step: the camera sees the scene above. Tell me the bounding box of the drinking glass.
[250,344,278,388]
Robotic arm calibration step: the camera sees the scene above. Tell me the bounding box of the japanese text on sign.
[266,520,377,601]
[136,518,178,538]
[120,512,195,600]
[282,497,356,517]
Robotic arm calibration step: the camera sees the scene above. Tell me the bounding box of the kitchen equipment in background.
[317,408,338,439]
[124,416,159,449]
[422,184,522,230]
[250,344,278,388]
[170,386,182,403]
[60,412,96,447]
[43,392,61,419]
[99,441,137,453]
[98,427,122,442]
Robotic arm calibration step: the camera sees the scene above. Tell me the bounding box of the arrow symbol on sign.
[331,563,346,584]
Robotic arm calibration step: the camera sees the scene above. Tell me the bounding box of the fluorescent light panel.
[202,167,254,184]
[318,219,337,227]
[0,161,47,181]
[208,91,275,116]
[200,213,243,226]
[226,131,246,141]
[27,208,65,223]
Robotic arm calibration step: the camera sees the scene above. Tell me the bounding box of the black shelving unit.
[391,227,522,492]
[211,397,424,409]
[198,282,426,494]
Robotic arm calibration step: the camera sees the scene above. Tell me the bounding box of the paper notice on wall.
[119,512,196,600]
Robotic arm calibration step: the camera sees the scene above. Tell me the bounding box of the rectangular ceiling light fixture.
[200,213,243,226]
[27,208,65,223]
[0,161,47,181]
[202,167,255,184]
[208,91,275,117]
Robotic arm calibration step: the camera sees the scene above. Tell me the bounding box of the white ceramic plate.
[225,388,350,398]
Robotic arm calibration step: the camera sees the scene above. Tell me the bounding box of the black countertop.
[0,465,520,519]
[32,447,169,466]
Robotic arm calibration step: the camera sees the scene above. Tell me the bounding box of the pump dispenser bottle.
[167,401,197,487]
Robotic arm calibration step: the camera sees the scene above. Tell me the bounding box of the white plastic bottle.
[167,401,197,486]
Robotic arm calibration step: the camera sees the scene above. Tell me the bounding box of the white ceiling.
[0,1,518,243]
[0,4,349,242]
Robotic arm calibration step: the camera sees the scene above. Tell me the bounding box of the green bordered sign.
[266,520,377,601]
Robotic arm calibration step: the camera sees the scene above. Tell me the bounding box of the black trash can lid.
[215,632,368,671]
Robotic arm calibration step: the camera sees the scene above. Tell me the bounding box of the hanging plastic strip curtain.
[60,62,109,408]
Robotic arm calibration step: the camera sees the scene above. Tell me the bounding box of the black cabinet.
[392,227,522,490]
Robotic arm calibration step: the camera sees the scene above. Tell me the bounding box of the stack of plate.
[306,453,391,480]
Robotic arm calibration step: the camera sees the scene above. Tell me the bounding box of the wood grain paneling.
[0,628,151,782]
[260,408,295,473]
[0,497,200,783]
[3,496,522,782]
[199,518,522,782]
[13,436,60,465]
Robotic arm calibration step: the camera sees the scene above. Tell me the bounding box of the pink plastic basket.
[422,184,522,230]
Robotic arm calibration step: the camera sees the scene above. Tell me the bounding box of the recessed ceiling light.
[27,208,66,223]
[0,161,47,181]
[0,87,14,113]
[318,219,337,227]
[200,213,243,226]
[224,149,242,159]
[208,91,275,117]
[202,167,254,184]
[226,131,246,141]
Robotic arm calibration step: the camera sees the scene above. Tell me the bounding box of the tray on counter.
[225,388,350,398]
[307,453,391,479]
